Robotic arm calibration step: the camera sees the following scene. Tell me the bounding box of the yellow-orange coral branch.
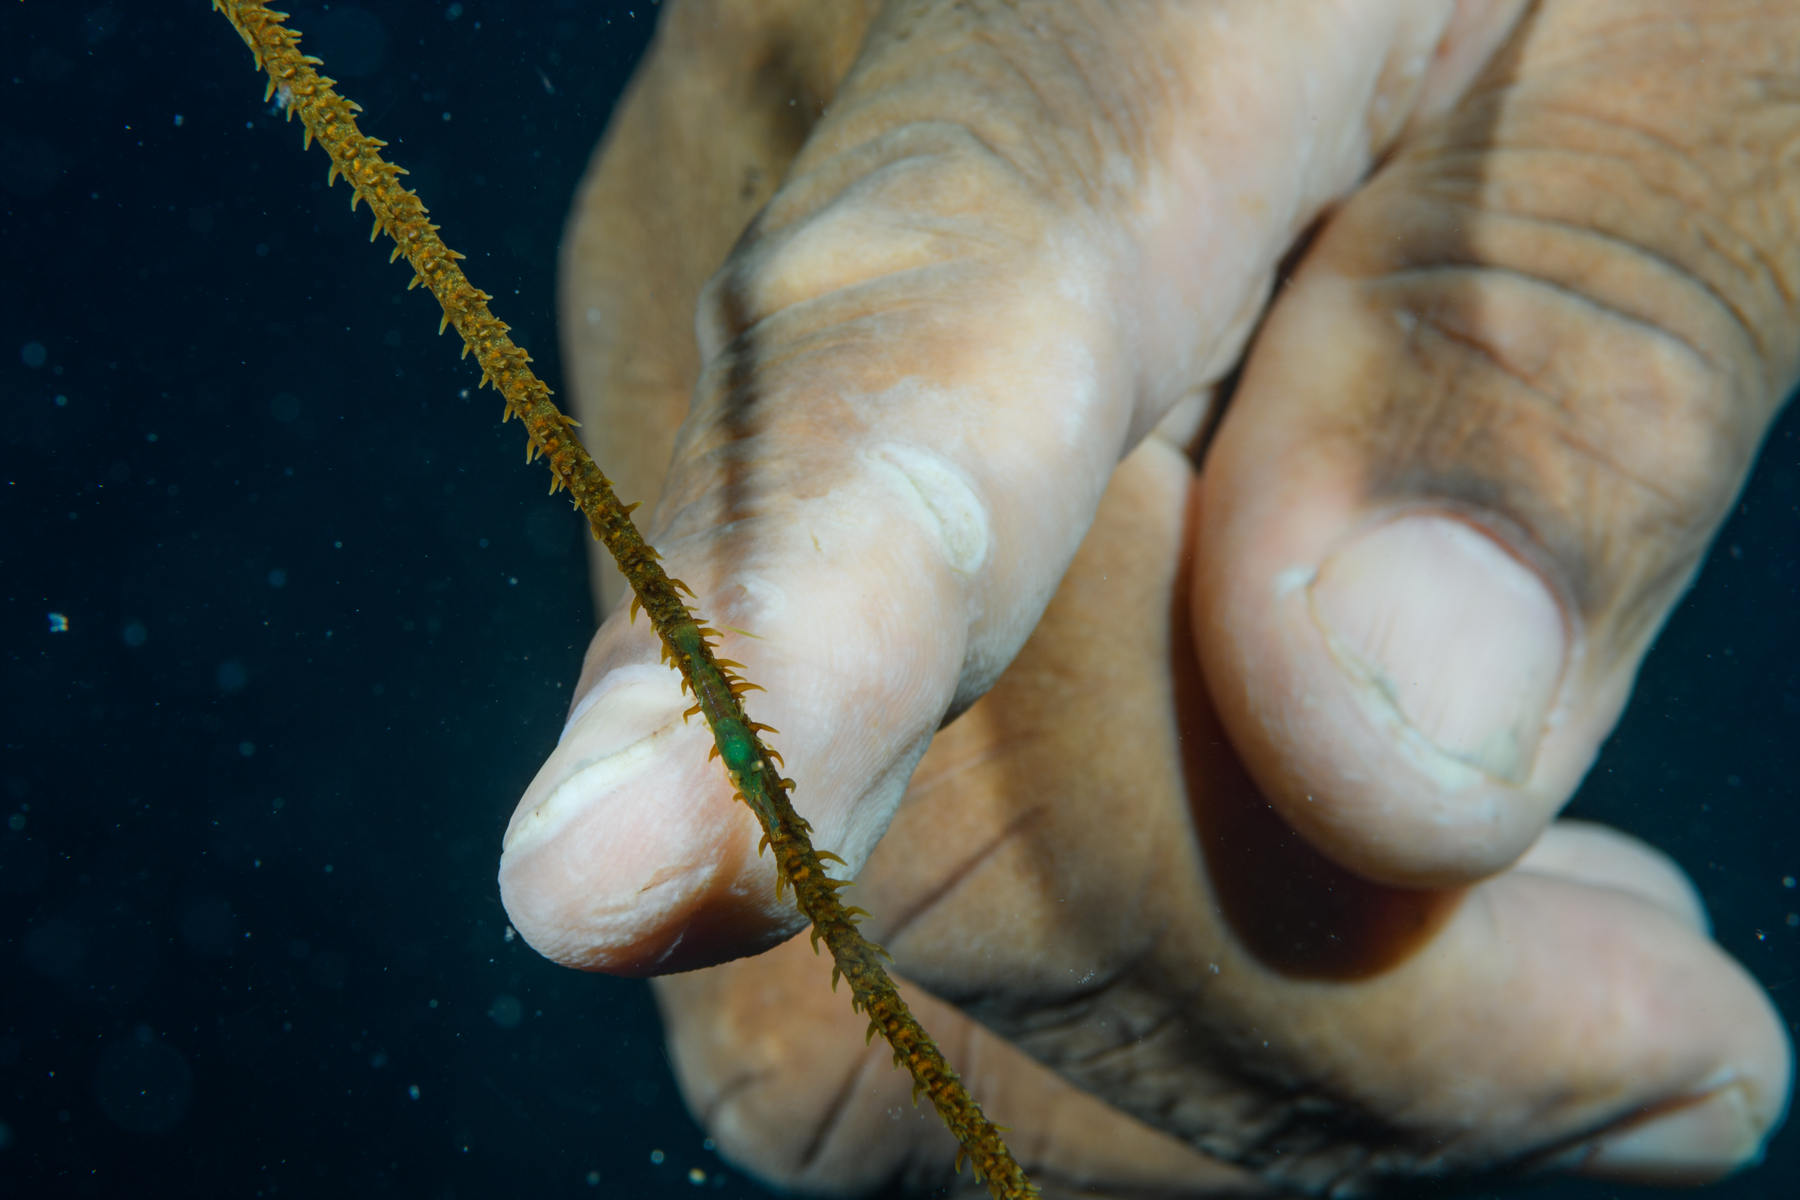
[210,3,1034,1196]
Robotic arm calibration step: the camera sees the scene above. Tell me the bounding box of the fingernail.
[1573,1084,1766,1183]
[502,665,689,856]
[1308,514,1566,782]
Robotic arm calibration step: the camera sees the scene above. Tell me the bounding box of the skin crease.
[507,0,1798,1195]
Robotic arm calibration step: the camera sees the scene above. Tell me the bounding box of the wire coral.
[210,3,1035,1196]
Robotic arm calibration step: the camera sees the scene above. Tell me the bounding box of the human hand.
[501,0,1797,1190]
[655,439,1783,1195]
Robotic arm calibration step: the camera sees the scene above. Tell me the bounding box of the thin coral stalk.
[210,3,1035,1195]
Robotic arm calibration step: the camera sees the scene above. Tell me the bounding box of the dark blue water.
[1,3,1793,1198]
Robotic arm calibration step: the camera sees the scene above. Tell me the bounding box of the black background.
[1,2,1795,1198]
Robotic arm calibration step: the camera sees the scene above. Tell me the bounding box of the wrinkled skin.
[503,1,1798,1195]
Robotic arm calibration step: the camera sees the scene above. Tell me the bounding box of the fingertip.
[1192,264,1638,887]
[497,663,787,976]
[1195,462,1576,886]
[1565,998,1794,1187]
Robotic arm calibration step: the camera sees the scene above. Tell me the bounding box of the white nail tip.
[505,725,670,855]
[505,676,687,856]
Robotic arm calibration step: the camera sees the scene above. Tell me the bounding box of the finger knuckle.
[1366,260,1755,624]
[695,121,1050,361]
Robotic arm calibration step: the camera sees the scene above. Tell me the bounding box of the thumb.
[500,0,1473,973]
[1195,0,1800,886]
